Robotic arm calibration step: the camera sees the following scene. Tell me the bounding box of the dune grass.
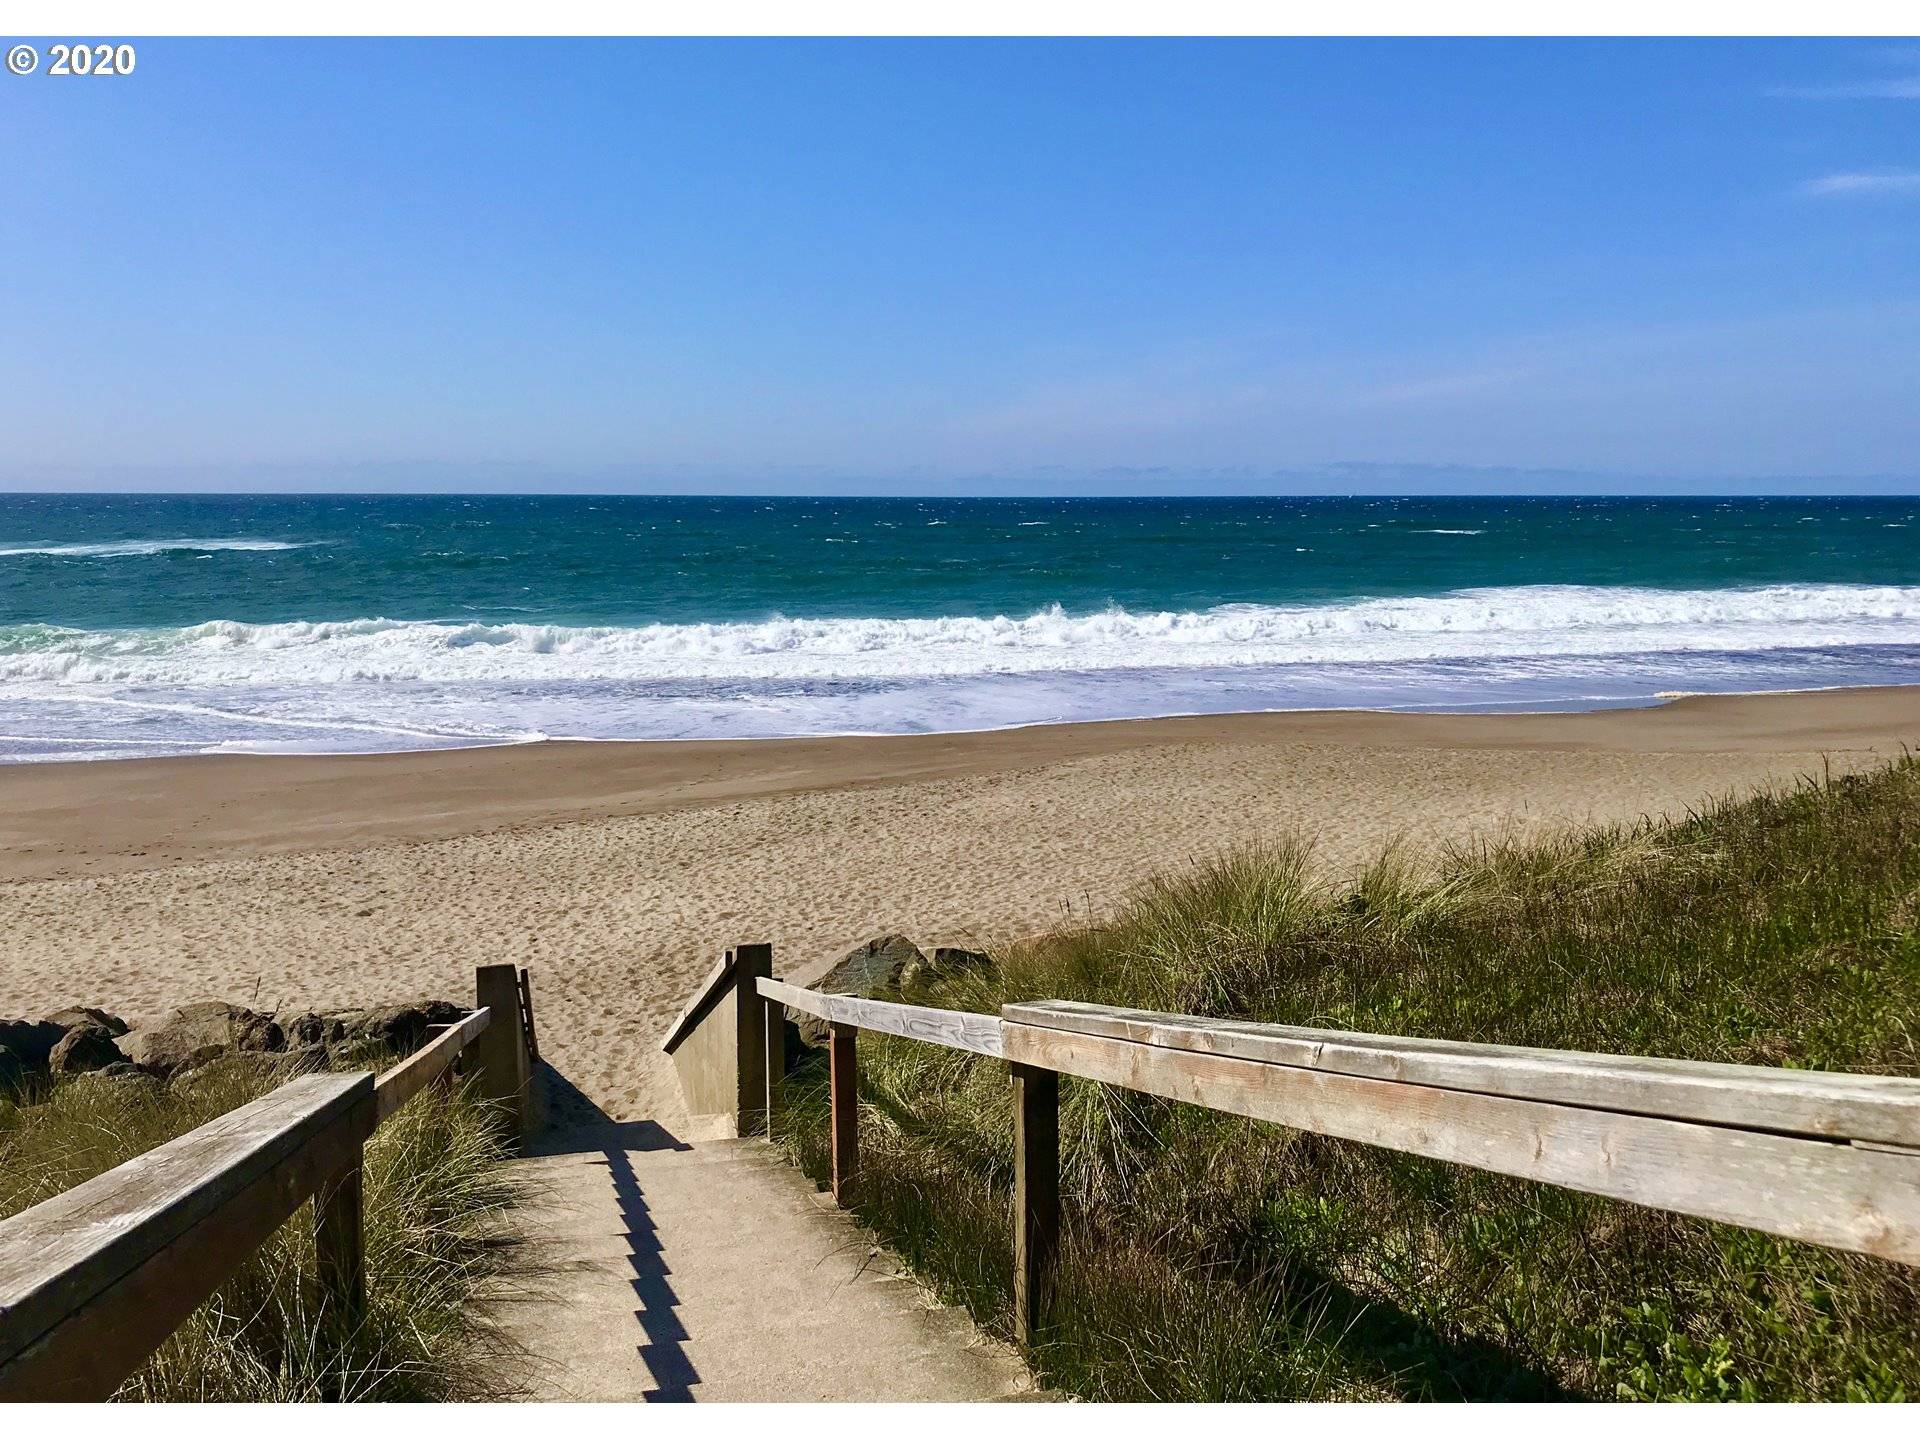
[775,754,1920,1400]
[0,1051,524,1401]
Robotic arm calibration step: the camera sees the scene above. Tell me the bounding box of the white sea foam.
[3,584,1918,688]
[0,538,309,558]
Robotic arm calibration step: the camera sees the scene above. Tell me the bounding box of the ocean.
[1,492,1917,763]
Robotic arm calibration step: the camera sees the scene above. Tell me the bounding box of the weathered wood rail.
[0,964,536,1401]
[758,977,1002,1205]
[663,943,1920,1349]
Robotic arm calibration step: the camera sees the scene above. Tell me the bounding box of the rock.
[44,1006,130,1038]
[901,945,994,999]
[236,1012,286,1053]
[0,1044,25,1092]
[818,934,928,997]
[283,1012,348,1048]
[347,1000,466,1056]
[795,935,929,1046]
[49,1023,125,1076]
[931,945,993,971]
[122,1026,224,1077]
[121,1002,285,1077]
[0,1019,65,1070]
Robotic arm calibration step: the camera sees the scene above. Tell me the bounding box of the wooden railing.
[662,945,1920,1349]
[0,963,536,1401]
[756,978,1003,1208]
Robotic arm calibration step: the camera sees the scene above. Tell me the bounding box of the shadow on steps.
[517,1059,698,1399]
[527,1059,691,1154]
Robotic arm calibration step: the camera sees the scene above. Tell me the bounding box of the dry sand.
[2,687,1916,1123]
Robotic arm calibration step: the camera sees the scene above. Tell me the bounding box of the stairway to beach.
[490,1119,1031,1402]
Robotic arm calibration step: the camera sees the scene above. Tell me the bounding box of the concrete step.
[488,1125,1032,1402]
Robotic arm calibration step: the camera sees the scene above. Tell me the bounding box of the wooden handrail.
[754,976,1001,1202]
[373,1007,491,1123]
[720,964,1920,1345]
[0,970,529,1401]
[1002,1015,1920,1266]
[0,1073,375,1400]
[1004,999,1920,1145]
[759,978,1003,1058]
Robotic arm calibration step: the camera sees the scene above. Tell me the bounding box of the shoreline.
[5,682,1919,1121]
[13,676,1884,762]
[4,684,1918,885]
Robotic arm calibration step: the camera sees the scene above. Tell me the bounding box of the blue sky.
[2,38,1916,493]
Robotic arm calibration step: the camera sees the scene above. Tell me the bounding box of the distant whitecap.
[0,538,310,558]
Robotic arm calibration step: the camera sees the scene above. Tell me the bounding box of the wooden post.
[517,966,541,1065]
[473,963,531,1148]
[733,943,773,1136]
[1012,1061,1059,1348]
[829,1020,859,1205]
[763,997,787,1141]
[314,1155,365,1320]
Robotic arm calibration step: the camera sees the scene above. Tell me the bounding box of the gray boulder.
[795,935,929,1046]
[283,1012,348,1048]
[818,934,928,997]
[50,1023,125,1076]
[932,945,993,970]
[121,1002,285,1077]
[346,1000,466,1056]
[45,1006,130,1038]
[901,945,994,999]
[0,1019,65,1070]
[235,1011,285,1053]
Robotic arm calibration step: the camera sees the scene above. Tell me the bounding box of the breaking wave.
[0,538,310,559]
[4,583,1920,686]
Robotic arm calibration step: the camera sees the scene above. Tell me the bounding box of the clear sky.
[2,37,1916,494]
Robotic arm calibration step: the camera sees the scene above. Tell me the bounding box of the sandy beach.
[3,686,1917,1124]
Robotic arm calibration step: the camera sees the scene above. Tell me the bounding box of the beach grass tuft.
[776,753,1920,1400]
[0,1052,525,1401]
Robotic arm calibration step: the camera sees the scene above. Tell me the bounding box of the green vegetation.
[776,756,1920,1400]
[0,1051,524,1401]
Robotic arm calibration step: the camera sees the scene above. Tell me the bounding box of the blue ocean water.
[1,493,1916,762]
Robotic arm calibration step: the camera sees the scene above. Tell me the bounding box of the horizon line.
[2,489,1919,502]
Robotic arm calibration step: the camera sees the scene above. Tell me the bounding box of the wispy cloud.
[939,302,1920,478]
[1799,169,1920,197]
